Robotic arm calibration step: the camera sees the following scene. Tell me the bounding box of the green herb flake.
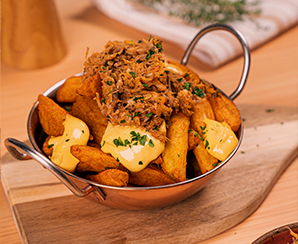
[177,78,183,82]
[65,139,70,142]
[266,109,275,113]
[142,84,149,87]
[148,139,154,147]
[183,82,192,90]
[184,73,189,78]
[145,112,153,117]
[188,128,193,133]
[120,119,126,124]
[152,125,159,131]
[102,141,106,146]
[48,144,54,149]
[129,71,137,79]
[146,49,156,60]
[139,135,147,146]
[205,140,209,149]
[192,86,206,98]
[82,130,84,133]
[139,161,143,165]
[106,80,113,86]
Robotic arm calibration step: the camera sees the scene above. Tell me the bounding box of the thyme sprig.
[133,0,261,27]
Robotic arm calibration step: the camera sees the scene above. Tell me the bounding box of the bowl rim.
[252,222,298,244]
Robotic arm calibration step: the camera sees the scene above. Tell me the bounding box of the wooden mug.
[1,0,67,70]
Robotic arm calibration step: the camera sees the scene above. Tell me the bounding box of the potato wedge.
[130,165,175,187]
[71,145,119,173]
[208,91,241,132]
[161,112,190,182]
[42,136,53,156]
[190,97,215,135]
[192,139,218,174]
[76,74,102,98]
[56,75,83,103]
[71,95,108,144]
[38,94,69,136]
[188,128,201,151]
[86,169,129,187]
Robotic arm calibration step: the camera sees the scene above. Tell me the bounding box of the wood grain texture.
[1,0,67,69]
[1,105,297,244]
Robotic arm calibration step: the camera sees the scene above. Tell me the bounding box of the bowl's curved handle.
[4,138,105,201]
[181,23,251,100]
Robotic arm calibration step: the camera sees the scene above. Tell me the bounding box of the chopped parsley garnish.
[152,125,159,131]
[48,144,54,149]
[136,60,141,63]
[129,71,137,79]
[120,119,126,123]
[142,84,149,87]
[205,140,209,149]
[134,112,139,116]
[200,125,206,130]
[177,154,180,158]
[177,78,183,82]
[183,73,189,78]
[65,139,70,142]
[192,86,206,97]
[164,70,170,73]
[64,106,71,112]
[148,139,154,147]
[188,128,193,133]
[266,109,275,113]
[106,80,113,86]
[138,161,143,165]
[82,130,84,133]
[139,135,147,146]
[102,141,106,146]
[138,40,142,43]
[212,162,221,167]
[156,43,163,52]
[101,97,106,104]
[145,112,153,117]
[183,82,192,90]
[146,49,155,60]
[113,137,124,147]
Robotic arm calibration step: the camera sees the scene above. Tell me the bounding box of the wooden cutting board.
[2,104,297,244]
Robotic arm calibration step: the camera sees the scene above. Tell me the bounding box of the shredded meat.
[83,37,205,142]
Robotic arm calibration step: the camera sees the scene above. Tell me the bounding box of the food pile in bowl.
[37,36,241,187]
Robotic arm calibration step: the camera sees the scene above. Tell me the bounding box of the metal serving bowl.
[5,24,250,210]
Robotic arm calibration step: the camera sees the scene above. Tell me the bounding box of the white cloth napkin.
[91,0,298,68]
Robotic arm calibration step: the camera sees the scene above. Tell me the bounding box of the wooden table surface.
[1,0,297,243]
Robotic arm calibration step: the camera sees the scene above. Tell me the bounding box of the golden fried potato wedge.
[130,165,175,186]
[161,112,190,182]
[190,97,215,134]
[86,169,129,187]
[56,75,83,103]
[188,128,201,151]
[209,92,241,132]
[71,95,108,144]
[42,136,53,156]
[192,139,218,174]
[38,94,69,137]
[76,74,102,98]
[71,145,119,173]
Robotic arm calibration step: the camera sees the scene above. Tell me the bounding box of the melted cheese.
[165,63,183,74]
[101,123,165,172]
[203,118,238,161]
[49,114,90,173]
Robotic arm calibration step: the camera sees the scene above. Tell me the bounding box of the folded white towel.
[92,0,298,68]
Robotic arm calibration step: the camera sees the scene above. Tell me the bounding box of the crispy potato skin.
[86,169,129,187]
[130,165,175,187]
[42,136,53,156]
[190,98,215,133]
[188,128,201,151]
[71,145,119,173]
[56,76,83,103]
[76,74,102,98]
[193,139,218,174]
[207,91,241,132]
[71,95,108,144]
[161,112,190,182]
[38,94,69,137]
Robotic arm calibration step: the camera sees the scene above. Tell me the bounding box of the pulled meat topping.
[83,37,206,142]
